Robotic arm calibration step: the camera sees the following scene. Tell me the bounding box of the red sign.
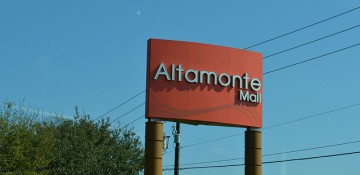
[146,39,262,128]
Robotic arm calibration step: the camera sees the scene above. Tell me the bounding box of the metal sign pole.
[245,127,262,175]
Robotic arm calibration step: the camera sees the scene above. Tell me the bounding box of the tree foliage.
[0,102,144,175]
[0,102,56,175]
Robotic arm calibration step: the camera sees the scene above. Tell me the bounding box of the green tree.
[0,102,56,175]
[49,107,144,175]
[0,102,144,175]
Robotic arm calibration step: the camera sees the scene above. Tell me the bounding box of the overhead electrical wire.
[263,43,360,74]
[176,102,360,150]
[110,103,145,124]
[94,90,145,121]
[163,150,360,171]
[163,139,360,168]
[244,6,360,49]
[263,150,360,165]
[180,133,243,149]
[123,115,145,128]
[262,140,360,157]
[263,24,360,59]
[263,103,360,129]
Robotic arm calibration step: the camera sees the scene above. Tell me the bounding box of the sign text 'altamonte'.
[154,63,262,103]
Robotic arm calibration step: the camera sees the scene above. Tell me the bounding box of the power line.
[95,90,145,121]
[263,24,360,59]
[263,151,360,165]
[263,140,360,157]
[123,115,145,128]
[110,103,145,124]
[176,102,360,150]
[163,150,360,171]
[263,103,360,129]
[163,139,360,167]
[263,43,360,75]
[244,6,360,49]
[181,133,243,149]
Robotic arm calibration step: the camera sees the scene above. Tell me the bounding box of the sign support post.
[245,127,262,175]
[144,120,163,175]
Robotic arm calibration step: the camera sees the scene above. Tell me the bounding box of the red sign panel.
[146,39,262,128]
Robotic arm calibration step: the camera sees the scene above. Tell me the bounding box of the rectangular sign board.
[146,39,262,128]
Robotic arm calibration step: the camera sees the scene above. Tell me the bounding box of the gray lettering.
[185,70,198,83]
[243,73,249,89]
[231,75,243,88]
[154,63,170,80]
[200,71,217,85]
[176,64,184,81]
[219,73,231,87]
[250,78,261,91]
[239,90,249,101]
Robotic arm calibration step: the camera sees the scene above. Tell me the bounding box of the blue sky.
[1,1,360,174]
